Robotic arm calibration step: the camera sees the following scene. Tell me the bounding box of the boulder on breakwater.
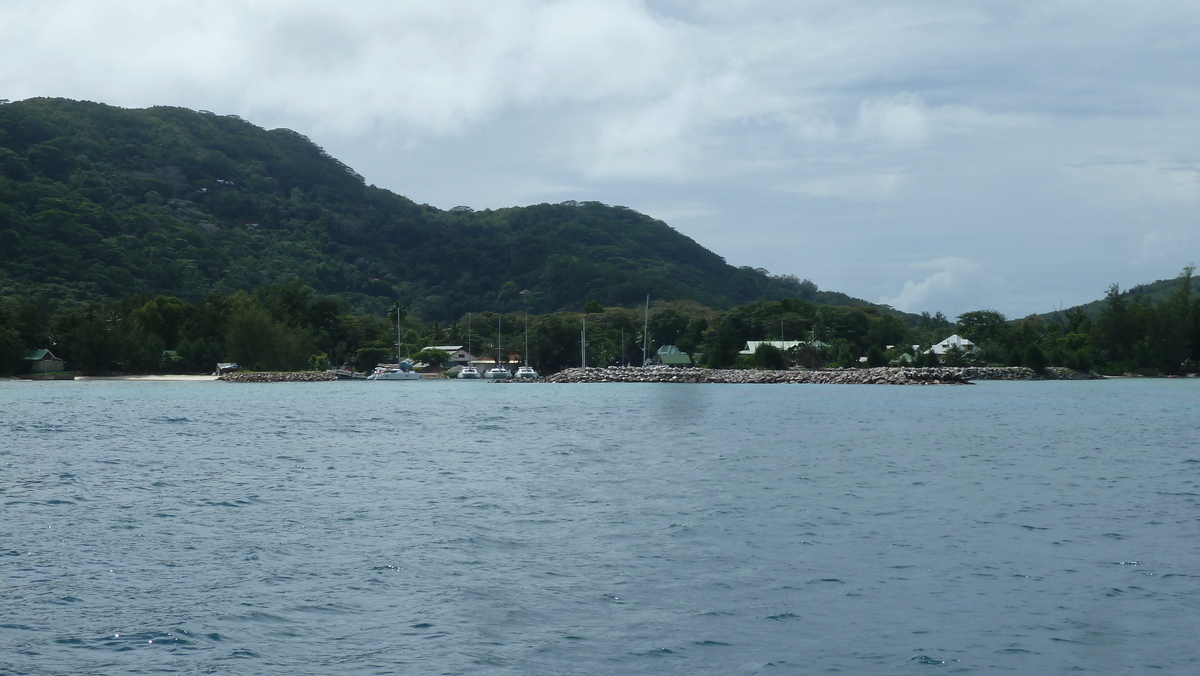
[534,365,1104,385]
[218,371,337,383]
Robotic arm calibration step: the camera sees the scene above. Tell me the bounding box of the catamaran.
[458,312,481,378]
[516,312,539,379]
[484,313,510,379]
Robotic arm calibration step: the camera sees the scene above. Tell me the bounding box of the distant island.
[0,98,1196,378]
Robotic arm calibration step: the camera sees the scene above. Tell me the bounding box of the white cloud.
[880,257,995,316]
[0,0,681,134]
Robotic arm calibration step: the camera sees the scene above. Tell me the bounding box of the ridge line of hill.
[0,97,900,320]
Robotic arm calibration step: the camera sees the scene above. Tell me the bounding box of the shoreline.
[1,366,1121,384]
[75,374,220,381]
[535,365,1104,385]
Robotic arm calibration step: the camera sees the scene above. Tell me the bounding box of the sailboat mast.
[581,318,587,368]
[642,295,649,367]
[497,313,502,370]
[396,303,402,365]
[467,312,471,358]
[524,312,530,366]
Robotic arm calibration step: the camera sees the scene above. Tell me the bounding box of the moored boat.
[369,303,420,382]
[367,362,421,381]
[516,313,538,379]
[485,313,510,379]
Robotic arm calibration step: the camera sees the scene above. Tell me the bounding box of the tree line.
[2,267,1196,376]
[944,266,1198,375]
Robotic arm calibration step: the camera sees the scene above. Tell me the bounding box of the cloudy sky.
[3,0,1198,317]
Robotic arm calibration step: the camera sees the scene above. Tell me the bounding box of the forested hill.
[0,98,869,319]
[1037,274,1191,322]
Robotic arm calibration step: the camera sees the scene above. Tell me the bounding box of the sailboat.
[484,314,511,379]
[515,312,539,379]
[367,304,420,381]
[458,312,480,379]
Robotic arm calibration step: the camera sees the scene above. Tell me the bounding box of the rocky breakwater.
[218,371,337,383]
[541,366,972,385]
[959,366,1104,381]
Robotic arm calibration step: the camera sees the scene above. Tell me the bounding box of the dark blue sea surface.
[1,378,1198,674]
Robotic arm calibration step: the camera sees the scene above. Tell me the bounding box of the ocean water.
[1,378,1198,675]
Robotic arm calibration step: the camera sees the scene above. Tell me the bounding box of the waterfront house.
[24,349,64,373]
[426,345,477,366]
[928,334,976,355]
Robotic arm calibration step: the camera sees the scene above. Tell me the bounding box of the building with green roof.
[656,345,693,366]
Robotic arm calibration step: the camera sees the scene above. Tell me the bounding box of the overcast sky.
[3,0,1198,317]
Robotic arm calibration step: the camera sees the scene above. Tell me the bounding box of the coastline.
[2,366,1122,384]
[74,375,220,382]
[535,365,1104,385]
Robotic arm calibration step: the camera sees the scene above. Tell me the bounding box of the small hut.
[24,349,65,373]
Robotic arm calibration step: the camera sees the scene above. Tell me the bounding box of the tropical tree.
[753,343,785,370]
[415,348,451,368]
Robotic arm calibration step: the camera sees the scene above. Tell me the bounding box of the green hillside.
[1038,274,1190,322]
[0,97,872,320]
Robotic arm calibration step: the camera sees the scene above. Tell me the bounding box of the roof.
[656,345,685,355]
[24,349,62,361]
[739,340,805,355]
[659,354,692,365]
[426,345,465,352]
[930,334,976,354]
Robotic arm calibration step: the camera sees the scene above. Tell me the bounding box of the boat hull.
[367,369,421,381]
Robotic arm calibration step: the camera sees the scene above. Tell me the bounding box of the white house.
[928,334,976,355]
[425,345,477,366]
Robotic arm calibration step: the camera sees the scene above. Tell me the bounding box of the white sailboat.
[458,312,481,379]
[368,304,420,381]
[484,313,510,379]
[516,312,539,379]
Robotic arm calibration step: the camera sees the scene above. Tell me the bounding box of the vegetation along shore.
[3,268,1194,379]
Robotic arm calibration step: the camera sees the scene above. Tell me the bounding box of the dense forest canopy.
[0,97,877,319]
